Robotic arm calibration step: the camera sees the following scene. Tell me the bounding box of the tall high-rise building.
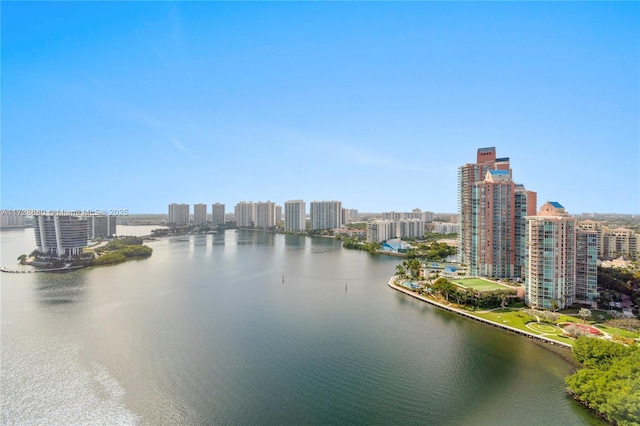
[525,202,577,309]
[168,203,190,226]
[471,169,517,278]
[458,147,507,266]
[458,147,535,278]
[34,215,89,256]
[211,203,225,226]
[255,201,277,228]
[275,205,283,223]
[310,201,342,230]
[193,203,207,225]
[514,184,537,278]
[284,200,306,232]
[235,201,256,227]
[89,216,117,238]
[576,228,598,307]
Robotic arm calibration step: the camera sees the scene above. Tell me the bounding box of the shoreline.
[387,277,572,349]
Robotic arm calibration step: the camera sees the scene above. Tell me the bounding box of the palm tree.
[395,264,406,279]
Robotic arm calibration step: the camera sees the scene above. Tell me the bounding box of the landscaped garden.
[469,308,582,345]
[393,273,640,347]
[392,259,640,347]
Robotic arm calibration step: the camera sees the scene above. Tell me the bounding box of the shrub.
[92,252,127,266]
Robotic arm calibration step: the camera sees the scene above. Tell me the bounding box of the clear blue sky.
[2,2,638,214]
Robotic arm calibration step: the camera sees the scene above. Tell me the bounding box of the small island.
[16,236,153,271]
[91,236,153,266]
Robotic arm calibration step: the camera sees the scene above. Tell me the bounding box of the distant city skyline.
[2,2,638,214]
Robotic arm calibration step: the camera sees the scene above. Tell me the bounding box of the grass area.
[560,308,615,321]
[594,324,640,339]
[470,309,578,346]
[473,309,530,331]
[453,277,513,291]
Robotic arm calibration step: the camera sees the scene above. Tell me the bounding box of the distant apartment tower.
[310,201,342,230]
[577,220,639,260]
[458,147,536,279]
[235,202,256,227]
[397,219,425,239]
[341,208,360,225]
[525,202,577,309]
[366,219,425,243]
[275,205,283,223]
[603,227,639,259]
[193,204,207,225]
[411,208,434,222]
[255,201,277,228]
[284,200,306,232]
[367,220,394,243]
[432,222,460,234]
[211,203,225,226]
[89,216,117,238]
[382,209,434,222]
[34,215,89,256]
[0,215,25,228]
[168,203,190,226]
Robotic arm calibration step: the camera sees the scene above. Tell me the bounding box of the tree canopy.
[566,337,640,426]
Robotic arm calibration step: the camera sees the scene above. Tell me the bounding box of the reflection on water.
[34,269,88,306]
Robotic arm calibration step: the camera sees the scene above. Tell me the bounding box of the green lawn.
[453,278,513,291]
[471,309,578,346]
[594,324,640,339]
[560,309,615,321]
[413,289,623,348]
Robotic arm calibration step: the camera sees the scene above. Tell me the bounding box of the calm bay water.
[1,227,602,425]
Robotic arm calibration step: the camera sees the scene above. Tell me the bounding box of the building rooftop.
[478,147,495,153]
[536,201,569,217]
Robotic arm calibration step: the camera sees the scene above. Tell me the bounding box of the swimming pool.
[401,281,420,290]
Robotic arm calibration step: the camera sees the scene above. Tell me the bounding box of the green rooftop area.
[453,277,513,291]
